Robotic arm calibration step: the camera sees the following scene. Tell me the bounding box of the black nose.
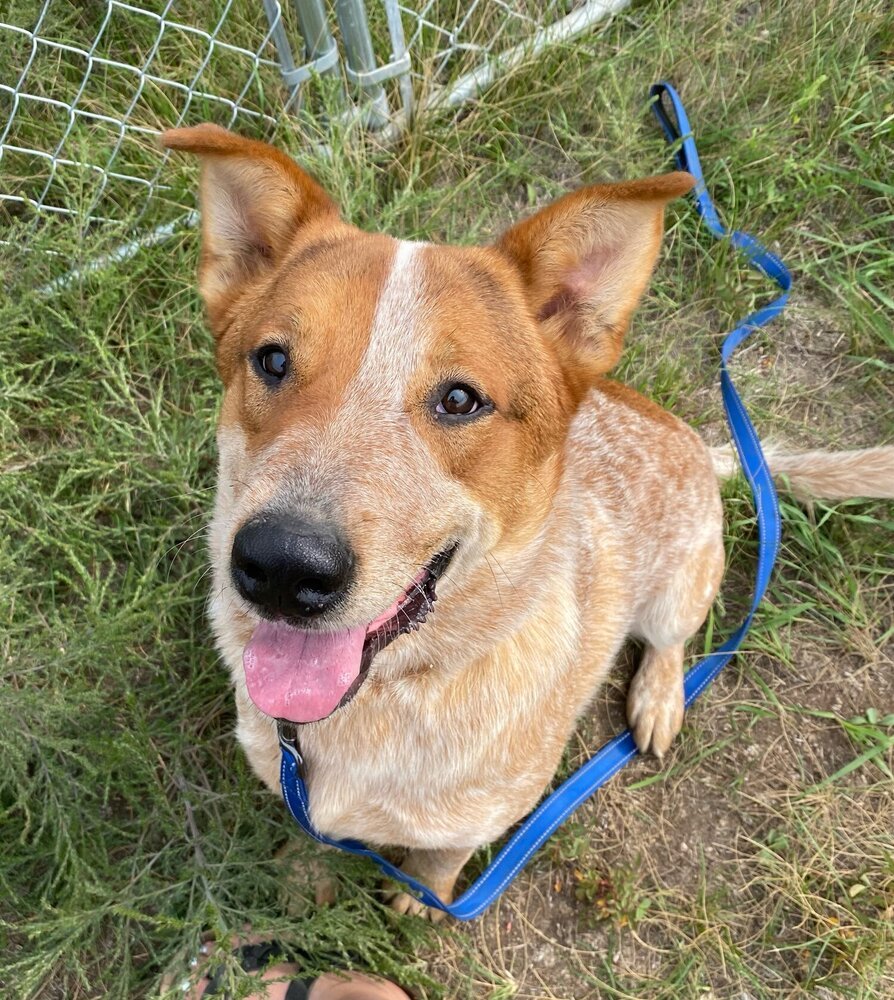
[231,514,355,619]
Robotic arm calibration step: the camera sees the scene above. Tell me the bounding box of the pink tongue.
[243,619,367,723]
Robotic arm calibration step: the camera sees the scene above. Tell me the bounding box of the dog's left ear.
[495,172,694,381]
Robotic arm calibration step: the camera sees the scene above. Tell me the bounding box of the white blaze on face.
[353,240,429,406]
[235,242,447,725]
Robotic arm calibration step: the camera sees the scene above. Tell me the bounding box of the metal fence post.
[291,0,342,94]
[382,0,413,122]
[261,0,306,108]
[263,0,342,109]
[334,0,391,129]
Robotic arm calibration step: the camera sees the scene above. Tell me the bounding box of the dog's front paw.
[627,657,684,758]
[385,888,449,923]
[382,846,471,921]
[275,841,339,912]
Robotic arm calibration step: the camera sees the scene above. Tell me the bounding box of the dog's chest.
[297,609,601,850]
[300,689,553,849]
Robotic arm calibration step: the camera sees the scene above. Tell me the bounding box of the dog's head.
[163,124,692,725]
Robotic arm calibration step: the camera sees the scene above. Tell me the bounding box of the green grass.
[2,0,893,997]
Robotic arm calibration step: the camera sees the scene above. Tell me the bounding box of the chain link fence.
[1,0,628,266]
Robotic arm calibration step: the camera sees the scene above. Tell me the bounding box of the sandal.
[162,934,411,1000]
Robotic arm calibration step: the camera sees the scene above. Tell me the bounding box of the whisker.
[162,524,212,583]
[484,551,519,596]
[191,564,216,596]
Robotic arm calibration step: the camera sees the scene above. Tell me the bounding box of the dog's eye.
[254,345,288,382]
[435,383,488,419]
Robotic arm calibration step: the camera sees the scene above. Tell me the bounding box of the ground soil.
[423,617,893,997]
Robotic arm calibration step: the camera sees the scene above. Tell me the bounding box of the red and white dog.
[163,124,893,915]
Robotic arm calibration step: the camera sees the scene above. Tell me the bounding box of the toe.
[627,674,684,757]
[386,889,448,922]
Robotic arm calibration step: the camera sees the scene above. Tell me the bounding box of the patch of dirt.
[719,297,893,450]
[424,624,894,998]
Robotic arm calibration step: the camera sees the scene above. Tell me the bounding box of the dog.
[161,123,894,917]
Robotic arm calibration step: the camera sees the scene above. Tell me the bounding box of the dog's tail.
[709,444,894,500]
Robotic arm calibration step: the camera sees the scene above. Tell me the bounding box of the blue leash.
[277,83,791,921]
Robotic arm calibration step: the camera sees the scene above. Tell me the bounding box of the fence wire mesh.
[1,0,302,236]
[400,0,565,81]
[1,0,620,257]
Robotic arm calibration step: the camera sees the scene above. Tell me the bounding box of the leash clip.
[276,719,306,778]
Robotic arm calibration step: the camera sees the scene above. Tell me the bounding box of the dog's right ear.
[161,124,338,326]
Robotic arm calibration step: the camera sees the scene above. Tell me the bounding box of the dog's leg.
[275,840,339,909]
[629,537,725,757]
[627,642,685,757]
[386,846,476,922]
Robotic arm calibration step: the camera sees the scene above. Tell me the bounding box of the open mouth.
[242,544,457,725]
